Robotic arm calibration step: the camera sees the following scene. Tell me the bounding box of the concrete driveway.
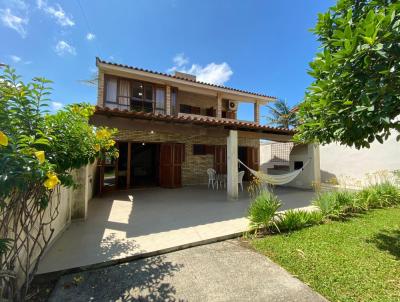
[38,185,315,274]
[49,240,327,302]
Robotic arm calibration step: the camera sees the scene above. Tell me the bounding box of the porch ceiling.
[91,107,295,142]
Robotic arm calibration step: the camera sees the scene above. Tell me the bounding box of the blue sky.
[0,0,334,122]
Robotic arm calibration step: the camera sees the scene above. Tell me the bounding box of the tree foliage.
[265,99,298,129]
[295,0,400,148]
[0,67,118,301]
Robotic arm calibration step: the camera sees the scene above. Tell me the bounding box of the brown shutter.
[214,145,227,174]
[246,147,259,170]
[160,143,184,188]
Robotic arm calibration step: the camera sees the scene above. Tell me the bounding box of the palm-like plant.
[265,99,297,129]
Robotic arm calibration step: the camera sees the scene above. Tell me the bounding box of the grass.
[251,208,400,302]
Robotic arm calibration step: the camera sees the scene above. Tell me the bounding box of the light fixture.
[150,130,154,134]
[142,142,145,146]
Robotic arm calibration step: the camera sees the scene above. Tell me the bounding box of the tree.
[265,99,298,129]
[294,0,400,148]
[0,67,118,301]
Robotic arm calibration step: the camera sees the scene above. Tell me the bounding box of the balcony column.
[217,93,222,118]
[97,70,104,107]
[166,85,171,115]
[254,101,260,124]
[227,130,238,199]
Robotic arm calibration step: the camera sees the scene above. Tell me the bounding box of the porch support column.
[166,85,171,115]
[217,93,222,118]
[227,130,238,199]
[254,101,260,124]
[308,143,321,189]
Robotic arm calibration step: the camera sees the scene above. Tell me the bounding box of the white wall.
[320,130,400,185]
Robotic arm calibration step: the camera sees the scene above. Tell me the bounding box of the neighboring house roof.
[94,106,296,136]
[96,57,276,101]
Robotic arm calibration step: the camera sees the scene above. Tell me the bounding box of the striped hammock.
[238,158,310,186]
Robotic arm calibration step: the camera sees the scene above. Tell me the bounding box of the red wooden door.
[214,145,227,174]
[160,143,184,188]
[246,147,259,171]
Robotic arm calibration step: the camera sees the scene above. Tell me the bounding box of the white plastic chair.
[207,168,217,189]
[238,171,245,191]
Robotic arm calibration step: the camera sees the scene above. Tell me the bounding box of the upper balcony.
[97,58,275,125]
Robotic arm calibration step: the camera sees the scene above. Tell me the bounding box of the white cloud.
[8,55,31,65]
[36,0,44,9]
[0,8,28,37]
[168,53,233,85]
[186,63,233,85]
[173,53,189,67]
[51,101,63,111]
[86,32,95,41]
[10,55,21,63]
[6,0,28,10]
[37,1,74,27]
[55,40,76,56]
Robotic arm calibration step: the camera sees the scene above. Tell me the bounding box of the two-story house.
[91,57,298,198]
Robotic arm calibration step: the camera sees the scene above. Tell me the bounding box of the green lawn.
[251,208,400,302]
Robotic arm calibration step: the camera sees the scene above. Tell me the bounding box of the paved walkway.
[49,240,327,302]
[38,186,315,274]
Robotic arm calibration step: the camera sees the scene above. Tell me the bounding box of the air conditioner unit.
[228,100,238,111]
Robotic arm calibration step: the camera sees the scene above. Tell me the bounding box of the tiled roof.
[94,106,296,136]
[96,57,276,100]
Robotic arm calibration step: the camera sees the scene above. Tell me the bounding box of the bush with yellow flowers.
[0,67,118,301]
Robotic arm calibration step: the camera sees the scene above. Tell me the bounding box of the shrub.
[356,183,400,208]
[248,190,281,231]
[277,210,323,232]
[0,67,118,301]
[312,190,357,218]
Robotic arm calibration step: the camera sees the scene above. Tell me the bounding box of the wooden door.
[246,147,260,170]
[214,145,227,174]
[159,143,184,188]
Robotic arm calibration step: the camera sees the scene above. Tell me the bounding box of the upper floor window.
[105,78,117,104]
[104,76,165,114]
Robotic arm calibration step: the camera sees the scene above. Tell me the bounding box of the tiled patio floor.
[38,185,315,274]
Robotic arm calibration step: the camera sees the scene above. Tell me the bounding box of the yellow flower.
[94,144,101,152]
[35,151,45,164]
[96,129,111,140]
[0,131,8,146]
[44,172,60,190]
[105,139,116,150]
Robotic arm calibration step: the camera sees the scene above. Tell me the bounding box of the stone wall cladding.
[97,71,104,107]
[116,129,259,185]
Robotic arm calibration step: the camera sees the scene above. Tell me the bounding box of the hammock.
[238,158,310,186]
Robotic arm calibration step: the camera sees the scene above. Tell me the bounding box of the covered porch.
[38,185,315,274]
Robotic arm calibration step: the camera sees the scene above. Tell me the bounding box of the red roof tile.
[93,106,296,136]
[96,57,276,100]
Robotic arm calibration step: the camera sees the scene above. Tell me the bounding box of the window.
[131,81,143,111]
[171,88,177,115]
[105,78,117,103]
[104,77,167,114]
[193,144,206,155]
[155,87,165,114]
[118,79,130,108]
[180,104,192,114]
[143,84,153,112]
[179,104,201,115]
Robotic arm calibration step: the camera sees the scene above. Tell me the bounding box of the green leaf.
[362,36,374,45]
